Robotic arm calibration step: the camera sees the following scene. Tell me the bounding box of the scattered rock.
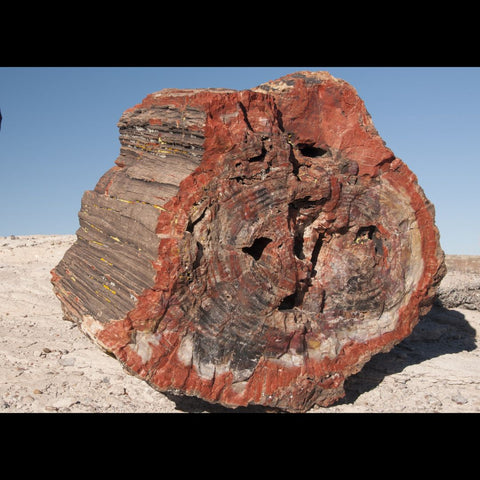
[451,393,468,405]
[52,397,77,409]
[44,405,58,412]
[436,277,480,311]
[109,385,127,396]
[58,356,75,367]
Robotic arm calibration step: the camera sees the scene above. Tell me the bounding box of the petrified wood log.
[51,71,446,412]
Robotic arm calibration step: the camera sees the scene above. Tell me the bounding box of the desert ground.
[1,234,479,413]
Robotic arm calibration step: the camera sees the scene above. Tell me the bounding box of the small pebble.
[451,393,468,405]
[53,397,76,409]
[59,357,76,366]
[33,389,42,395]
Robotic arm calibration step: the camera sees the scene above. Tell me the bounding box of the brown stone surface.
[51,71,446,412]
[436,256,480,311]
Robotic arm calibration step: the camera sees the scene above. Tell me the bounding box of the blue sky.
[0,66,479,255]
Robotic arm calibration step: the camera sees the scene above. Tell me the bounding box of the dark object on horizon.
[0,109,2,131]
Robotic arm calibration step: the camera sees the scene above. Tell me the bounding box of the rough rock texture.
[436,256,480,311]
[51,71,446,412]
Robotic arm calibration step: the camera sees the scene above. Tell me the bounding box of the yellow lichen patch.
[156,147,185,155]
[307,338,322,350]
[95,290,112,303]
[86,222,104,233]
[100,257,113,266]
[129,140,186,156]
[89,240,104,247]
[103,284,117,295]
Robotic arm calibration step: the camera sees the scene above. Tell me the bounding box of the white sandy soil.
[1,234,479,413]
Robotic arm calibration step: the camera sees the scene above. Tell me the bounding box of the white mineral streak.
[130,330,162,363]
[177,333,194,366]
[81,315,104,337]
